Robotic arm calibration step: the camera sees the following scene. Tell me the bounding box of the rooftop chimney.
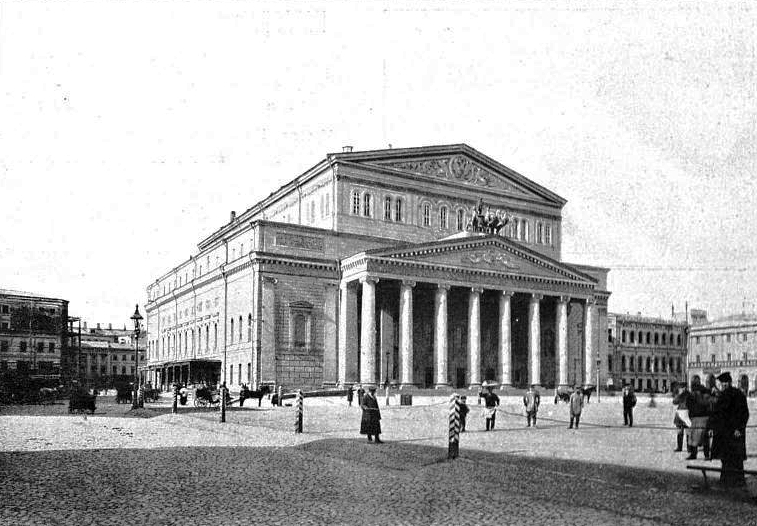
[342,145,353,153]
[230,211,236,223]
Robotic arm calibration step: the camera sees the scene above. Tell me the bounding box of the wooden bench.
[686,465,757,489]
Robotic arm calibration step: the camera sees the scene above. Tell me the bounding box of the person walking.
[346,385,354,407]
[356,384,365,407]
[709,372,749,487]
[459,395,470,432]
[523,385,540,427]
[478,381,500,431]
[686,376,713,460]
[622,384,637,427]
[568,386,583,429]
[360,385,383,444]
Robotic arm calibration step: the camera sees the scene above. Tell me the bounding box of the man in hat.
[478,381,500,431]
[709,372,749,487]
[523,385,540,428]
[568,385,584,429]
[622,384,637,427]
[359,385,383,444]
[684,376,712,460]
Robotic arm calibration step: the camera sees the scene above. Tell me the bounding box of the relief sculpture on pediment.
[463,250,519,270]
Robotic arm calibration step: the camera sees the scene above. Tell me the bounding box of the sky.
[1,0,755,326]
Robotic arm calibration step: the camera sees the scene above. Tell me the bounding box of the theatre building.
[144,144,610,392]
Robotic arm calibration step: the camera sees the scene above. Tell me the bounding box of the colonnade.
[338,276,596,389]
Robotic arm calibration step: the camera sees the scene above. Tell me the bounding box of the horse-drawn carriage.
[69,390,96,414]
[239,384,271,407]
[193,386,222,408]
[115,385,133,404]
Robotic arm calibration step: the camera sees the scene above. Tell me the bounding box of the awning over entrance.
[147,359,222,388]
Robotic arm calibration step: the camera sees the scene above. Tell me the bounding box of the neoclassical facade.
[144,144,610,391]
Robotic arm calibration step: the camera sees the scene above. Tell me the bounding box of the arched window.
[363,193,372,217]
[646,332,651,344]
[384,196,392,220]
[422,203,431,227]
[248,314,252,342]
[230,318,234,344]
[456,209,465,231]
[638,331,643,344]
[646,357,651,372]
[662,333,667,345]
[661,357,667,372]
[394,198,403,222]
[351,191,361,215]
[653,357,659,372]
[654,332,659,345]
[677,334,682,346]
[440,206,448,229]
[630,331,635,344]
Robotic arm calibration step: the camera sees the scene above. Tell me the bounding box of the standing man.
[478,381,500,431]
[623,384,637,427]
[687,376,713,460]
[671,382,690,450]
[710,372,749,487]
[360,385,383,444]
[568,386,584,429]
[523,385,541,428]
[356,384,365,407]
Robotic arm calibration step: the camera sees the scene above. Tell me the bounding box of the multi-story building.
[145,144,611,392]
[687,312,757,395]
[69,322,146,389]
[0,289,69,381]
[607,313,688,393]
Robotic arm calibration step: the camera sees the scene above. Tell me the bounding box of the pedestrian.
[357,384,365,407]
[179,383,188,406]
[523,384,540,427]
[623,384,637,427]
[709,372,749,487]
[671,382,690,450]
[459,395,469,432]
[686,376,712,460]
[360,385,382,443]
[478,381,500,431]
[346,385,354,407]
[568,386,583,429]
[240,384,250,407]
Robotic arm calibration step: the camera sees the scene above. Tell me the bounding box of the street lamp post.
[596,357,601,403]
[131,304,143,410]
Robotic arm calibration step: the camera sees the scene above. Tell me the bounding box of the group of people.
[672,372,750,488]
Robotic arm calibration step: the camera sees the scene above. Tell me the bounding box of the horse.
[115,385,133,404]
[38,387,59,405]
[554,390,571,403]
[239,384,271,407]
[582,386,596,403]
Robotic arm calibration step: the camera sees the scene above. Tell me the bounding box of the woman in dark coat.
[360,386,382,443]
[710,372,749,487]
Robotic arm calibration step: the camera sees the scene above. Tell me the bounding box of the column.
[434,284,450,388]
[584,298,595,386]
[338,281,359,386]
[528,293,543,387]
[359,276,378,386]
[468,288,483,388]
[556,296,570,388]
[399,280,415,388]
[498,291,513,387]
[379,298,394,385]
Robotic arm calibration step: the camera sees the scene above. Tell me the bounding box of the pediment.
[344,145,565,206]
[365,235,595,284]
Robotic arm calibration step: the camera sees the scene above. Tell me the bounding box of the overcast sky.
[1,0,755,326]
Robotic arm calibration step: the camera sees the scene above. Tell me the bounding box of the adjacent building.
[687,311,757,394]
[144,144,611,392]
[69,322,146,390]
[0,289,69,381]
[607,313,688,393]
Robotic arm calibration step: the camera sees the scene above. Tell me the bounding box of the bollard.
[294,390,304,433]
[220,384,227,423]
[278,385,283,407]
[172,383,178,414]
[385,383,390,407]
[448,393,460,460]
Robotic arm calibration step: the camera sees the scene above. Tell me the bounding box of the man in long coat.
[710,372,749,487]
[568,386,584,429]
[360,385,382,443]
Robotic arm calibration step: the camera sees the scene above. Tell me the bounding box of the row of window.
[617,330,683,347]
[619,355,682,373]
[692,352,751,364]
[693,333,754,345]
[85,353,143,363]
[155,245,250,300]
[227,362,253,386]
[89,365,134,375]
[622,378,672,393]
[0,341,56,353]
[306,192,331,224]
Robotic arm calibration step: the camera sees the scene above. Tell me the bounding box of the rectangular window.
[0,305,8,313]
[37,342,44,353]
[743,352,747,361]
[710,335,715,343]
[112,366,117,374]
[545,224,552,245]
[710,354,715,362]
[695,336,700,344]
[384,197,392,220]
[20,341,27,352]
[536,222,543,244]
[0,322,8,330]
[727,353,731,362]
[0,341,6,352]
[49,343,55,353]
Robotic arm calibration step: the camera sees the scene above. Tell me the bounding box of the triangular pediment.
[364,234,595,284]
[335,144,565,206]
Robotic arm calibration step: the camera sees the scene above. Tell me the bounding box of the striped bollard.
[294,390,304,434]
[448,393,460,460]
[278,385,283,407]
[220,384,227,423]
[172,384,178,414]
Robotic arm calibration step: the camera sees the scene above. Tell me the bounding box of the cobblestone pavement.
[1,394,756,525]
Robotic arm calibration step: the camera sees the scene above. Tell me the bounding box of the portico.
[338,234,607,390]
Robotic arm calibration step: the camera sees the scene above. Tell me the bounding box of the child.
[459,396,470,432]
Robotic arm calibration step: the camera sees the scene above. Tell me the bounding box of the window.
[20,341,27,352]
[726,334,731,343]
[710,354,715,362]
[36,342,44,353]
[288,301,313,350]
[661,357,666,372]
[637,356,642,371]
[363,193,372,217]
[384,196,392,220]
[622,330,626,343]
[394,198,403,222]
[662,334,667,345]
[744,333,748,342]
[199,265,202,275]
[630,331,635,344]
[677,334,681,346]
[727,353,731,362]
[0,305,8,314]
[122,366,126,375]
[238,364,242,385]
[743,352,747,361]
[214,323,218,350]
[0,322,7,330]
[440,206,448,229]
[248,314,252,342]
[710,335,715,343]
[621,355,626,372]
[325,193,330,217]
[695,336,700,344]
[545,224,552,245]
[536,222,543,244]
[695,355,700,364]
[646,332,651,344]
[49,343,55,353]
[310,201,316,223]
[0,341,7,352]
[646,357,651,372]
[230,319,234,344]
[205,326,209,352]
[520,219,529,241]
[629,355,634,371]
[320,194,325,219]
[637,331,642,344]
[654,333,659,345]
[456,209,465,231]
[351,191,361,215]
[653,357,658,372]
[422,203,431,227]
[238,315,242,342]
